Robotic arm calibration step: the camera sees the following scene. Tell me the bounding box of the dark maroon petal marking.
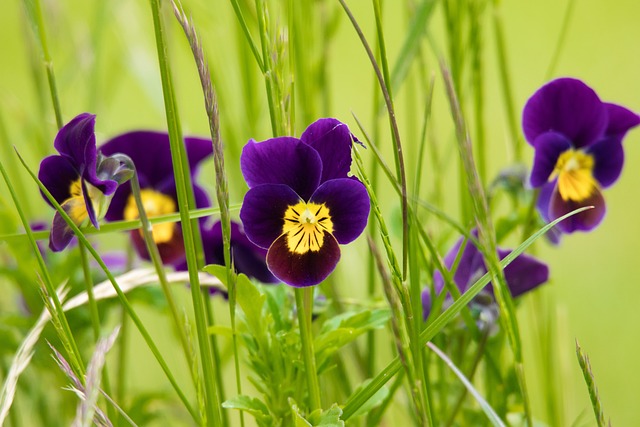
[266,232,340,287]
[549,185,606,233]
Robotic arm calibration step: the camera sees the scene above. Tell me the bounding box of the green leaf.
[202,264,229,286]
[223,395,272,425]
[235,273,267,338]
[289,399,344,427]
[348,379,389,419]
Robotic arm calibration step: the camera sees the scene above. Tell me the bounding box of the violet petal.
[240,137,322,200]
[588,136,624,188]
[240,184,302,249]
[603,103,640,139]
[38,155,79,206]
[530,132,572,187]
[522,78,607,148]
[309,178,370,244]
[300,118,355,183]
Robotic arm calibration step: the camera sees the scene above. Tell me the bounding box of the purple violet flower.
[99,131,213,264]
[38,113,132,251]
[422,232,549,321]
[523,78,640,233]
[239,118,370,287]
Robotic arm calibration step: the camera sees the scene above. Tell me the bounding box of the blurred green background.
[1,0,639,425]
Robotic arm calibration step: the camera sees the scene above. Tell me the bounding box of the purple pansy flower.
[239,118,370,287]
[38,113,132,251]
[422,232,549,320]
[523,78,640,233]
[99,131,213,264]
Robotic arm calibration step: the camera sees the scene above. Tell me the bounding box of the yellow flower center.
[124,189,177,244]
[64,179,107,226]
[282,201,334,254]
[553,149,598,202]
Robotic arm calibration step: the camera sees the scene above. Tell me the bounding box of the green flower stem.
[17,152,199,423]
[492,1,521,162]
[0,156,85,380]
[341,207,590,420]
[147,0,222,424]
[120,156,198,389]
[254,0,279,136]
[78,241,117,424]
[28,0,63,129]
[295,287,321,411]
[340,0,409,279]
[204,297,229,427]
[228,0,265,73]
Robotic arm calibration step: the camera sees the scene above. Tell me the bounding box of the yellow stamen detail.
[282,201,334,254]
[124,189,177,244]
[66,180,89,224]
[553,149,598,202]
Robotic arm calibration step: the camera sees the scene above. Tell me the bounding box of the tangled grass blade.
[0,269,222,425]
[0,286,69,425]
[74,327,120,427]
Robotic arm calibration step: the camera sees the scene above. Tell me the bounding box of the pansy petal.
[81,180,99,229]
[309,178,370,244]
[266,231,340,287]
[536,181,556,223]
[240,137,322,200]
[104,181,132,221]
[38,155,79,206]
[300,118,355,182]
[54,113,97,172]
[522,78,607,148]
[530,132,572,187]
[604,103,640,138]
[197,221,277,283]
[497,248,549,298]
[49,197,86,252]
[549,185,606,233]
[99,131,212,188]
[588,136,624,188]
[129,226,185,264]
[240,184,302,249]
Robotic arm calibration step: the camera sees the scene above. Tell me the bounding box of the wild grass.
[0,0,637,426]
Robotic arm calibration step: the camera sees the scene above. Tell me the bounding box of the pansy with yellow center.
[99,131,213,264]
[240,118,370,287]
[38,113,132,251]
[523,78,640,232]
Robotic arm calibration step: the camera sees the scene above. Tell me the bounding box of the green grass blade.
[576,340,608,427]
[341,206,591,420]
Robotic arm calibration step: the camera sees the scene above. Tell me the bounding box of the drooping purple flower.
[523,78,640,233]
[422,232,549,321]
[239,118,370,287]
[99,131,212,264]
[37,113,132,251]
